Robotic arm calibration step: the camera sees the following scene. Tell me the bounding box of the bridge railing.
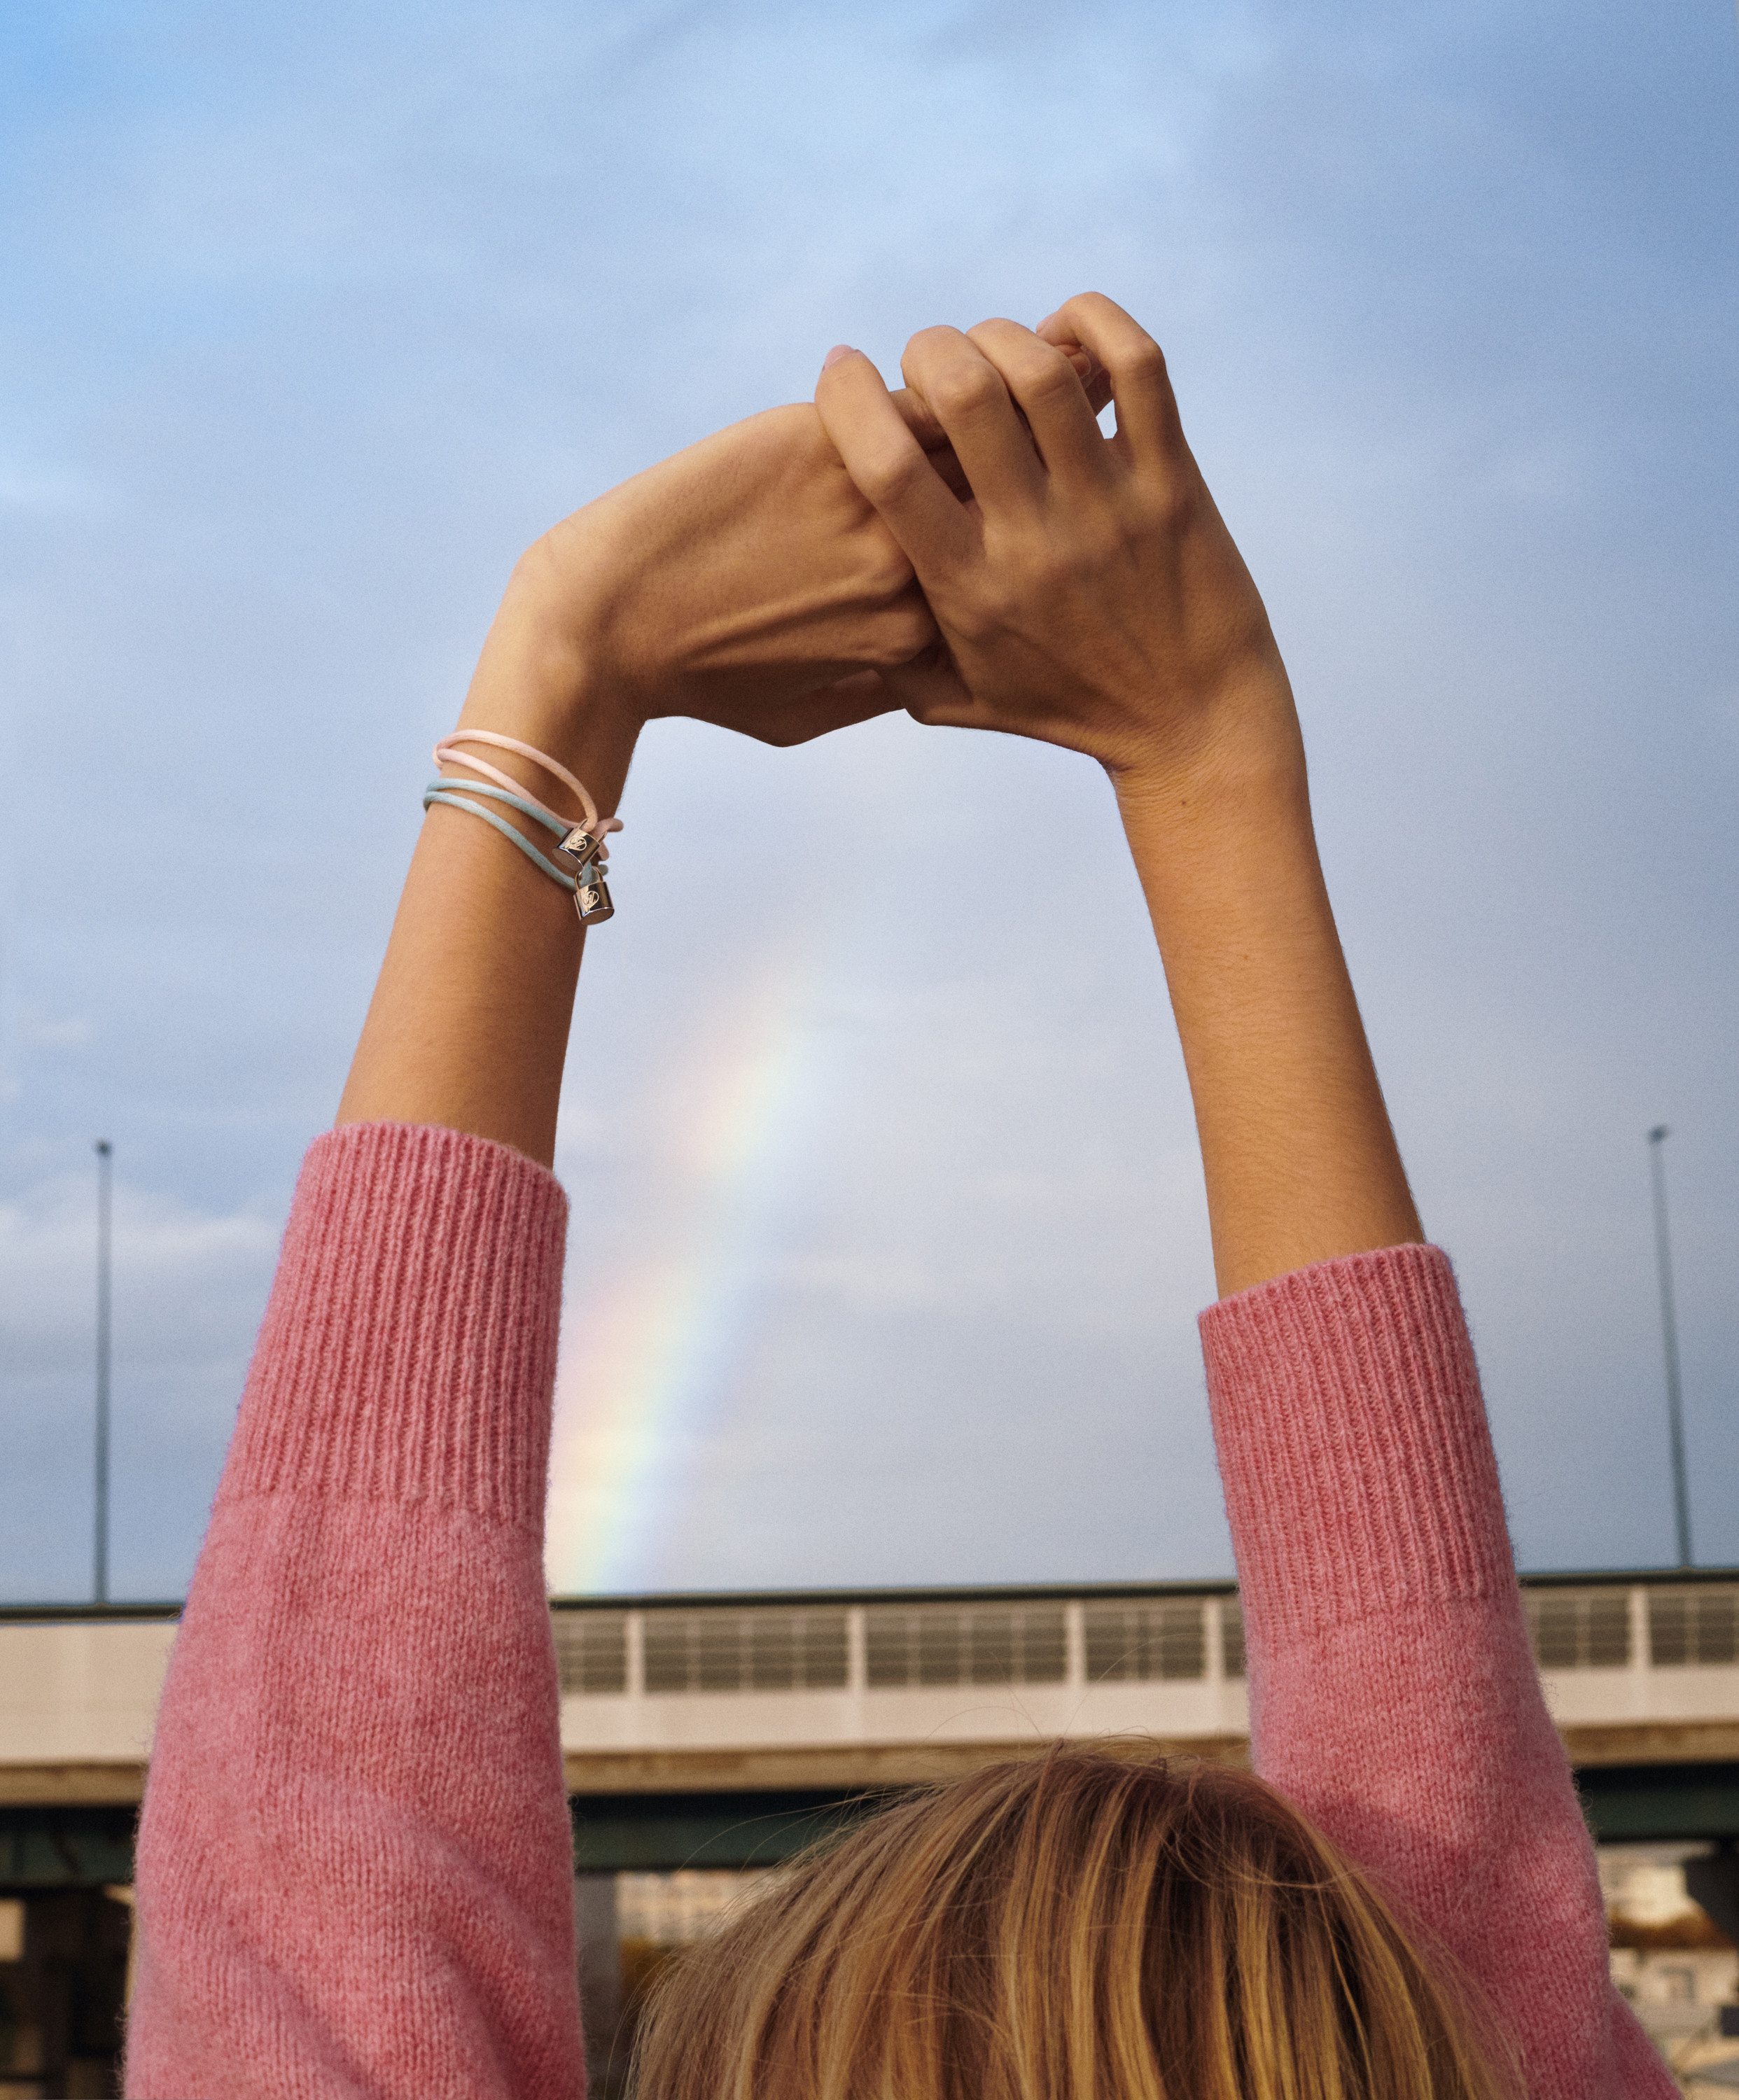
[551,1577,1739,1704]
[551,1592,1251,1700]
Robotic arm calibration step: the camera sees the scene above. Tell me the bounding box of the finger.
[899,326,1046,517]
[1045,344,1115,422]
[816,347,977,574]
[1036,293,1180,463]
[1012,337,1113,419]
[889,384,949,454]
[892,358,1096,498]
[891,372,1091,458]
[888,387,973,499]
[926,442,974,502]
[965,318,1110,489]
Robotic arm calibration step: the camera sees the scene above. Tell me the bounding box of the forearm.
[814,298,1423,1297]
[336,570,639,1165]
[335,400,935,1165]
[1115,721,1421,1298]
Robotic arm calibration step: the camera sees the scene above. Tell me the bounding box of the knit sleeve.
[126,1122,582,2100]
[1201,1245,1674,2100]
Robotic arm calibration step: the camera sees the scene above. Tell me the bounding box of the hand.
[814,293,1301,799]
[345,394,950,1168]
[818,295,1421,1294]
[489,399,946,756]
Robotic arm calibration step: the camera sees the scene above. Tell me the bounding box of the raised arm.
[820,301,1416,1294]
[127,403,936,2100]
[337,401,940,1161]
[816,298,1670,2098]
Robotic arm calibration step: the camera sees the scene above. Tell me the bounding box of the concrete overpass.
[4,1568,1738,1874]
[6,1571,1739,2088]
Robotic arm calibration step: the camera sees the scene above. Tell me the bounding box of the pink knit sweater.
[126,1123,1671,2096]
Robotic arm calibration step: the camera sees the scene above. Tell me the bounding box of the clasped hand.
[366,295,1410,1269]
[503,293,1301,806]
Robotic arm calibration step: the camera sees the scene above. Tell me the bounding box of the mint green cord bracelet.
[422,780,579,891]
[426,729,620,925]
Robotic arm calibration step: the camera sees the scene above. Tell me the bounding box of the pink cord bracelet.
[430,730,622,925]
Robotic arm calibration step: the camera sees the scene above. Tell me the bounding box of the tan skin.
[337,399,942,1161]
[816,294,1422,1294]
[340,295,1420,1297]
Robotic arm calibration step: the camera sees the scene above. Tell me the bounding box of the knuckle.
[1119,337,1169,388]
[1073,290,1129,330]
[905,324,960,360]
[900,326,966,389]
[1019,351,1079,403]
[964,316,1021,354]
[858,442,927,509]
[931,367,1004,422]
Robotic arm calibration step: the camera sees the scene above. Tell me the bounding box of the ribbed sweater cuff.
[220,1121,568,1533]
[1200,1244,1517,1643]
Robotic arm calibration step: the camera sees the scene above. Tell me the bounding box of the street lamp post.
[1647,1126,1692,1569]
[94,1139,113,1605]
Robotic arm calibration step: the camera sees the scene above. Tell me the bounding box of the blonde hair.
[630,1746,1520,2099]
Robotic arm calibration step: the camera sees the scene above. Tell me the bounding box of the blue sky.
[2,0,1736,1600]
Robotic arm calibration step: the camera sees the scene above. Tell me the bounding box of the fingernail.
[822,344,858,370]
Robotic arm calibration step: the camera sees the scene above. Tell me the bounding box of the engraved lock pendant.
[558,825,599,866]
[574,874,614,925]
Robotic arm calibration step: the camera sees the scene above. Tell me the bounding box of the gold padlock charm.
[574,874,614,925]
[558,825,600,866]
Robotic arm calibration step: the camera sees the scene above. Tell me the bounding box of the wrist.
[1111,726,1313,891]
[1103,650,1306,813]
[1110,732,1333,1011]
[456,557,643,813]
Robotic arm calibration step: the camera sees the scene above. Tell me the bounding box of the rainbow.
[545,943,830,1594]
